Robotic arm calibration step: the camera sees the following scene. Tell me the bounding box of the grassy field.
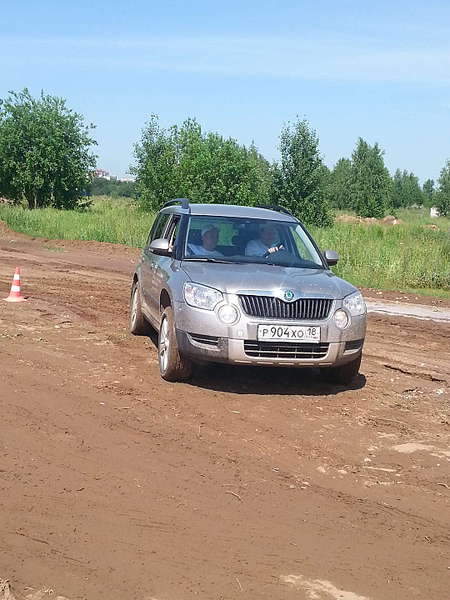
[311,221,449,296]
[0,197,154,247]
[0,199,449,297]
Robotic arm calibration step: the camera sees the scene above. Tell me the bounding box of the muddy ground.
[0,230,449,600]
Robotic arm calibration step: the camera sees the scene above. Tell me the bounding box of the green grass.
[312,221,450,294]
[0,198,449,297]
[396,206,450,228]
[0,196,154,247]
[336,206,450,229]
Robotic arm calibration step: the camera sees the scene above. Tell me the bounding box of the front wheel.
[130,281,152,336]
[320,354,361,385]
[158,307,193,382]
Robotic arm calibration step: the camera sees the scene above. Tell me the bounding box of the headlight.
[184,282,223,310]
[334,309,349,329]
[218,304,239,325]
[343,291,366,316]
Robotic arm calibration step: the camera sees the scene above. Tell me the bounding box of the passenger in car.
[188,224,224,257]
[245,224,284,256]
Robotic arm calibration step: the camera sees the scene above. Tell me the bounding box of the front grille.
[239,295,332,320]
[189,333,219,347]
[244,341,329,359]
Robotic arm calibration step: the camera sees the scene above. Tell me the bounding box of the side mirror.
[324,249,339,266]
[149,238,172,256]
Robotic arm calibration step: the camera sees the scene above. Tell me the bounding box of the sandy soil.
[0,230,449,600]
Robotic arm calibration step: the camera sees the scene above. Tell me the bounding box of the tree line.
[89,176,136,198]
[0,89,449,224]
[131,114,450,222]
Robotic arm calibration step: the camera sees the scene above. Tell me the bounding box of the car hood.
[181,261,357,299]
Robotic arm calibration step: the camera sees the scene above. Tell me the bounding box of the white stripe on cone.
[11,285,21,292]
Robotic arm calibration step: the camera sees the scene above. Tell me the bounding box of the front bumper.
[177,330,363,367]
[175,300,366,368]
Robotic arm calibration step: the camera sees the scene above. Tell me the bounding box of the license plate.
[257,324,321,342]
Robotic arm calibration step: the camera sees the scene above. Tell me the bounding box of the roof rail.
[162,198,190,210]
[256,204,295,217]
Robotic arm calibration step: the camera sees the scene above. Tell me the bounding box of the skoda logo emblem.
[284,290,295,302]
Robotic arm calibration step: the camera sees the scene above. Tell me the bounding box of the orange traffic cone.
[4,267,27,302]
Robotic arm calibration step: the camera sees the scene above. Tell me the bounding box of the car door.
[150,215,181,322]
[141,212,171,322]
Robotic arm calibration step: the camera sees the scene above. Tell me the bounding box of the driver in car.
[245,224,284,257]
[188,224,224,257]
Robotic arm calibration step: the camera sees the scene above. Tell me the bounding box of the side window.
[146,213,170,247]
[166,216,180,244]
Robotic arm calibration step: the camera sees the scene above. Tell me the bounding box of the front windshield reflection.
[183,216,324,269]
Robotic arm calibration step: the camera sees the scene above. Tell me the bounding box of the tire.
[158,307,193,382]
[320,354,361,385]
[129,280,152,336]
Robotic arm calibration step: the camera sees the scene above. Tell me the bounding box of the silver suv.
[130,200,366,383]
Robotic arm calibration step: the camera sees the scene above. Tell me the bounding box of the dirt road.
[1,227,449,600]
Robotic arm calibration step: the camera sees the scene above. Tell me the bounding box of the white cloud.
[2,34,450,83]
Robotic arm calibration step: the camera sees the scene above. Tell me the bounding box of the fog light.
[218,304,239,325]
[334,308,350,329]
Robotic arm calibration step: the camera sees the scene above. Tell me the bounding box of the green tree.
[271,118,332,226]
[132,115,271,211]
[246,142,273,206]
[392,169,423,208]
[349,138,391,218]
[422,178,435,206]
[89,176,136,198]
[436,160,450,216]
[176,121,271,206]
[0,89,96,209]
[326,158,353,210]
[404,172,424,207]
[391,169,404,208]
[131,114,179,211]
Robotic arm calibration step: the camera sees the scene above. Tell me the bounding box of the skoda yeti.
[130,200,366,383]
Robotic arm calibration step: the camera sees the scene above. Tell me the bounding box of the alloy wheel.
[159,317,170,373]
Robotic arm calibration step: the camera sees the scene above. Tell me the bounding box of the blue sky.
[2,0,450,181]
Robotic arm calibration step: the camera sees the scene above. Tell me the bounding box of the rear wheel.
[320,354,361,385]
[158,307,193,382]
[129,281,152,336]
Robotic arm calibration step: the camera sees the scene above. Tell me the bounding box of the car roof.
[161,202,298,223]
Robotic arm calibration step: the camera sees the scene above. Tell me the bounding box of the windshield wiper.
[183,257,238,264]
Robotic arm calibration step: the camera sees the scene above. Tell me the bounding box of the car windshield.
[183,215,324,269]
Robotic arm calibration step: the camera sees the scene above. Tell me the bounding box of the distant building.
[118,176,135,183]
[93,168,111,180]
[430,206,440,218]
